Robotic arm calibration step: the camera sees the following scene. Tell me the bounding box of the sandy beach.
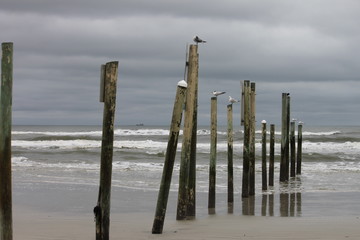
[13,207,360,240]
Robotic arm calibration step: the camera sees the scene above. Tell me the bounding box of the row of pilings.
[152,44,303,234]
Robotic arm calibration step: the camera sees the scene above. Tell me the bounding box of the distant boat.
[136,123,144,126]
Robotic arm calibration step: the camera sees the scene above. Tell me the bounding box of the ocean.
[11,125,360,217]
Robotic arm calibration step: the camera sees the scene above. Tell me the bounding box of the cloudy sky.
[1,0,359,126]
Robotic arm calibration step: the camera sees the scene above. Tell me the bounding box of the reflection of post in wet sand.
[241,182,302,217]
[279,192,302,217]
[269,193,274,216]
[261,194,267,216]
[240,193,302,217]
[242,196,255,215]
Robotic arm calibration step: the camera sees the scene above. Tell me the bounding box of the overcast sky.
[1,0,360,126]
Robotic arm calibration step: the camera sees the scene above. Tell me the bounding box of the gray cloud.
[1,0,359,126]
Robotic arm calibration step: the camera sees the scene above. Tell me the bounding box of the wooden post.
[0,42,13,240]
[187,48,199,219]
[286,95,290,180]
[152,81,187,234]
[227,104,234,210]
[249,82,256,196]
[208,97,217,213]
[280,93,289,182]
[261,120,267,191]
[95,61,118,240]
[177,45,198,220]
[242,80,250,198]
[269,124,275,187]
[296,122,303,175]
[290,121,296,178]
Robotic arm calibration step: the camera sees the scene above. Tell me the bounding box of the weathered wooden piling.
[187,47,199,219]
[95,61,118,240]
[249,82,256,196]
[208,97,217,213]
[280,93,290,182]
[286,95,290,179]
[296,122,303,175]
[227,104,234,209]
[269,124,275,187]
[152,80,187,234]
[290,121,296,178]
[242,80,251,198]
[0,42,13,240]
[177,44,198,220]
[261,120,267,191]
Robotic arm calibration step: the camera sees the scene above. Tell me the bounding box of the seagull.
[212,91,226,97]
[228,96,240,104]
[193,36,207,44]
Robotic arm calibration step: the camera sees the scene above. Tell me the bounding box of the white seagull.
[228,96,240,104]
[193,36,207,44]
[212,91,226,97]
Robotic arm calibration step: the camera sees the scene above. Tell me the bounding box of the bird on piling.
[212,91,226,97]
[228,96,240,104]
[193,36,207,44]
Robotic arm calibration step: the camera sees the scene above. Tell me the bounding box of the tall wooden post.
[208,97,217,213]
[269,124,275,187]
[280,93,290,182]
[152,81,187,234]
[95,61,118,240]
[187,48,199,219]
[286,95,290,180]
[249,82,256,196]
[261,120,267,191]
[242,80,250,198]
[296,122,303,175]
[290,121,296,178]
[0,42,13,240]
[227,104,234,210]
[177,45,198,220]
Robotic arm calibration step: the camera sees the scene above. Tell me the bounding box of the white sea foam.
[13,128,229,137]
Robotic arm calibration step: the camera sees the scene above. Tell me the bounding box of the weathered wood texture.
[0,42,13,240]
[95,61,118,240]
[177,45,198,220]
[290,121,296,177]
[261,121,267,191]
[242,80,250,198]
[187,49,199,219]
[227,104,234,207]
[280,93,290,182]
[269,124,275,186]
[249,82,256,196]
[152,83,187,234]
[208,97,217,211]
[296,123,303,175]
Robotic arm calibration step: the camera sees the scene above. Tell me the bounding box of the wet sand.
[14,207,360,240]
[12,185,360,239]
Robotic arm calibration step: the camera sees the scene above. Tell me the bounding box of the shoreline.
[12,187,360,239]
[13,206,360,240]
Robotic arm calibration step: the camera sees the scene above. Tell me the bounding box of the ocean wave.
[11,138,360,158]
[13,128,228,137]
[13,156,360,175]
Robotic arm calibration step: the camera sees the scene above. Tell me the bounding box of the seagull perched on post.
[228,96,240,104]
[212,91,226,97]
[193,36,207,44]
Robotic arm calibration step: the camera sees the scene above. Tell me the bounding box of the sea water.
[11,125,360,216]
